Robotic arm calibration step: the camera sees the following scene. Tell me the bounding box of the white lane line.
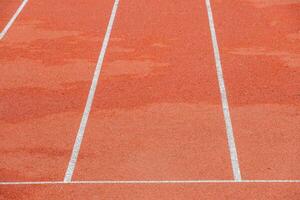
[0,0,29,40]
[1,180,300,185]
[63,0,120,183]
[204,0,241,181]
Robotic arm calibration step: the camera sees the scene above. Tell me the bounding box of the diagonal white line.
[0,0,29,40]
[63,0,120,183]
[1,180,300,185]
[204,0,242,181]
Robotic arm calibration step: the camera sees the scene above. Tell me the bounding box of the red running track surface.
[0,0,300,199]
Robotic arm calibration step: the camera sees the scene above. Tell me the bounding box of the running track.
[0,0,299,199]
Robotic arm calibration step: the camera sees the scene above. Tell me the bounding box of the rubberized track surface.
[0,0,300,199]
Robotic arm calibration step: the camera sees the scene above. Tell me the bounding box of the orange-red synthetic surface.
[212,0,300,180]
[73,0,233,181]
[0,0,114,181]
[1,183,300,200]
[0,0,22,30]
[1,0,300,199]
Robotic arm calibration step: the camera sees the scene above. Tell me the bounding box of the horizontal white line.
[1,180,300,185]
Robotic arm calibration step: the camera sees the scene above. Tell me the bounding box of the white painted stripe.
[1,180,300,185]
[63,0,120,183]
[204,0,241,181]
[0,0,29,40]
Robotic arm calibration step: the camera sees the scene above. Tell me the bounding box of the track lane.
[73,0,234,180]
[211,0,300,179]
[1,0,300,199]
[0,0,114,181]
